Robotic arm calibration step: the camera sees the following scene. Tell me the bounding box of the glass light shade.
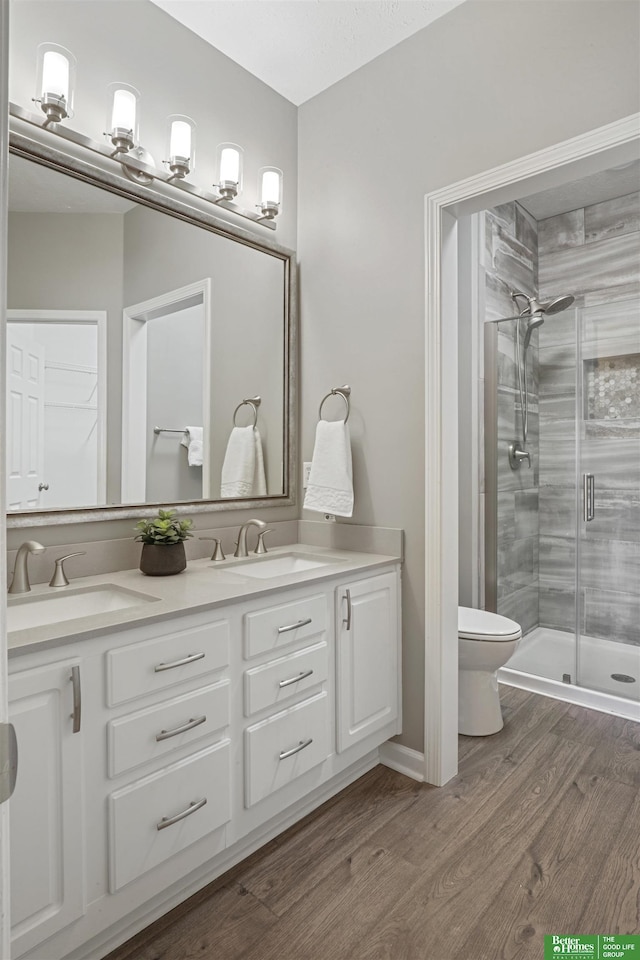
[35,43,76,121]
[166,115,196,177]
[260,167,283,205]
[106,83,140,152]
[216,143,243,199]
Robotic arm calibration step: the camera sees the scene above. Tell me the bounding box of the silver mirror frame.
[6,119,297,528]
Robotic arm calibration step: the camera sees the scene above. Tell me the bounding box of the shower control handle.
[508,442,531,471]
[583,473,595,522]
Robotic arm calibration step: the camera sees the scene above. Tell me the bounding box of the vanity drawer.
[108,741,230,892]
[244,594,327,659]
[106,619,229,705]
[107,681,230,778]
[244,692,329,807]
[244,642,328,716]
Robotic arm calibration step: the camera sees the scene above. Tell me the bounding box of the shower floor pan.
[500,626,640,721]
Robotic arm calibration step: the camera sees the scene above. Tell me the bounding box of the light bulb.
[111,89,136,132]
[166,116,196,178]
[42,51,69,100]
[216,143,243,200]
[258,167,283,220]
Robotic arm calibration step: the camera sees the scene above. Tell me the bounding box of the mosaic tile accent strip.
[585,353,639,420]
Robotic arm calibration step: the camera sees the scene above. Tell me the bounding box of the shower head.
[521,294,575,348]
[542,295,575,315]
[494,291,576,330]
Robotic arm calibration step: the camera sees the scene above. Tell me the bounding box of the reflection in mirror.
[6,148,294,521]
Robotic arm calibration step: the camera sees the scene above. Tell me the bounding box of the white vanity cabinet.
[8,656,85,958]
[8,556,401,960]
[335,570,400,752]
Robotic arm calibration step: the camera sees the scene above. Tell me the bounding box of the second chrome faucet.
[234,519,272,558]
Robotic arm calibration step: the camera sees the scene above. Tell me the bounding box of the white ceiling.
[150,0,465,106]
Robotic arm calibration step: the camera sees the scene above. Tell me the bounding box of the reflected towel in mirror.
[221,425,266,497]
[303,420,353,517]
[181,426,203,466]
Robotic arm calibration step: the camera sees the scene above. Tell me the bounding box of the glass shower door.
[577,296,640,702]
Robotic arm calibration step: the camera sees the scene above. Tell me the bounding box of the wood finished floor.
[104,688,640,960]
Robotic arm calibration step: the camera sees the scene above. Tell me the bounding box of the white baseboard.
[378,742,425,782]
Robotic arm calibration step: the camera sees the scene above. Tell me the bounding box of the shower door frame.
[424,113,640,786]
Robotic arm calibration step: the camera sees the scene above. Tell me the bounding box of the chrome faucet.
[234,519,268,558]
[8,541,46,595]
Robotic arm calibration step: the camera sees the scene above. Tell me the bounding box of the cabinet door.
[336,571,400,753]
[9,658,85,958]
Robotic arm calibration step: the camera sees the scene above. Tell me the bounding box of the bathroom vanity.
[7,545,401,960]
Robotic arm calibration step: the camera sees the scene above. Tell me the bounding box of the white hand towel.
[181,426,204,467]
[303,420,353,517]
[253,428,267,496]
[220,425,256,498]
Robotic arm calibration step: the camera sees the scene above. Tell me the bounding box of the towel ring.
[319,385,351,423]
[233,396,261,428]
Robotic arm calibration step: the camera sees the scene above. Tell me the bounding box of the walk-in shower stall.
[474,180,639,719]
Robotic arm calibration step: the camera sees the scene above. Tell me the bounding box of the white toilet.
[458,606,522,736]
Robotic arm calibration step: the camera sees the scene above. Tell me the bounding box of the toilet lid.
[458,606,522,642]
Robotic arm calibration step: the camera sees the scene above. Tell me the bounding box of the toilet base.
[458,668,504,736]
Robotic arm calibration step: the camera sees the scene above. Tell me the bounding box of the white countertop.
[7,544,401,656]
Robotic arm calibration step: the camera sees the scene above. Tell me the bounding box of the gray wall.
[297,0,640,751]
[538,192,640,645]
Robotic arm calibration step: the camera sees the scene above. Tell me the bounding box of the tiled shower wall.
[538,191,640,645]
[482,202,540,634]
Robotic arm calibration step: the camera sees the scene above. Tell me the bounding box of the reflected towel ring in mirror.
[233,396,261,428]
[319,385,351,423]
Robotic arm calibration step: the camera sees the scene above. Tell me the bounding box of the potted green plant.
[134,509,193,576]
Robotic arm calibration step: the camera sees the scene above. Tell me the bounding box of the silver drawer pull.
[154,652,205,673]
[279,738,313,761]
[156,797,207,831]
[155,715,207,741]
[277,617,312,635]
[278,669,314,689]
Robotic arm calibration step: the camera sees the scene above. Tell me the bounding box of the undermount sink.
[7,584,160,633]
[219,551,339,580]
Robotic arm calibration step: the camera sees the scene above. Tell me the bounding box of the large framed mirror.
[6,124,297,527]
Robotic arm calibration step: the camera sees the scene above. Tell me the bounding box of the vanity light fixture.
[215,143,243,200]
[34,43,76,125]
[258,167,283,221]
[15,63,281,230]
[165,115,196,179]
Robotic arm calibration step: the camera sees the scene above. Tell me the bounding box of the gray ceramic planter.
[139,542,187,576]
